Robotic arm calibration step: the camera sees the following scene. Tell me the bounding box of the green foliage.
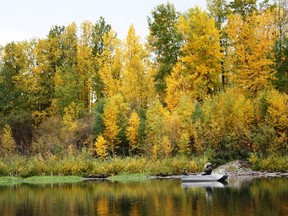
[228,0,257,18]
[253,89,288,155]
[0,42,28,115]
[250,123,276,155]
[210,150,249,167]
[2,110,33,154]
[22,176,83,184]
[273,33,288,93]
[199,89,255,153]
[145,100,170,158]
[249,153,288,172]
[273,1,288,93]
[92,98,105,138]
[147,2,182,94]
[54,65,80,114]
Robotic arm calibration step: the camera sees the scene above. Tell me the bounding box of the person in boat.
[202,162,212,175]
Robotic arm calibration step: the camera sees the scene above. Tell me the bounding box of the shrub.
[0,124,16,157]
[249,153,288,172]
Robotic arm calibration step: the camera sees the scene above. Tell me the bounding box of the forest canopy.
[0,0,287,160]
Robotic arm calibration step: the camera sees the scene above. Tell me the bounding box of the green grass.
[0,176,83,185]
[22,176,84,184]
[0,177,22,185]
[107,173,148,183]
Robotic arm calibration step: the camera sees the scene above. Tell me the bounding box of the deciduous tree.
[166,7,222,109]
[226,10,277,95]
[126,110,140,151]
[102,94,128,156]
[121,25,155,109]
[91,17,112,99]
[95,134,108,159]
[97,30,122,98]
[273,0,288,93]
[147,2,182,96]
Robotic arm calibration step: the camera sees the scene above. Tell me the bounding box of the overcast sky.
[0,0,206,46]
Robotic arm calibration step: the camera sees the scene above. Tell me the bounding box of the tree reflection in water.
[0,177,287,216]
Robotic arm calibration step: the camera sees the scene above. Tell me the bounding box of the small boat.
[181,181,227,188]
[181,173,228,183]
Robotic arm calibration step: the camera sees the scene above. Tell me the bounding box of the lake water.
[0,177,287,216]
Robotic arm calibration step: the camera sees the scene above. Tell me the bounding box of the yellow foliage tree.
[201,88,255,151]
[145,100,170,157]
[126,110,140,151]
[166,7,222,109]
[77,21,94,109]
[103,94,128,156]
[165,95,195,155]
[0,124,16,157]
[265,89,288,154]
[175,95,195,154]
[98,30,123,98]
[178,132,190,156]
[95,134,108,159]
[62,102,80,133]
[162,136,172,157]
[166,63,194,110]
[120,25,155,108]
[226,10,277,95]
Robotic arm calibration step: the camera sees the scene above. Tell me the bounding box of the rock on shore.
[214,160,288,177]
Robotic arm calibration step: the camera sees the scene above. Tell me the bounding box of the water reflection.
[0,177,287,216]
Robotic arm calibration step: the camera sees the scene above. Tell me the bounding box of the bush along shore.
[0,154,288,183]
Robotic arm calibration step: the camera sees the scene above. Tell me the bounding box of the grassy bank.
[0,154,287,184]
[0,155,207,178]
[107,174,148,182]
[0,176,83,185]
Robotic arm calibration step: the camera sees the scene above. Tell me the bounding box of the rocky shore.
[213,160,288,177]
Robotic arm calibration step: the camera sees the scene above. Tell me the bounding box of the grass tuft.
[107,174,148,183]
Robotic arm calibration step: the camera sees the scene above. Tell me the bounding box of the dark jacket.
[204,166,212,175]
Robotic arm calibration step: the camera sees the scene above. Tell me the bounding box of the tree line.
[0,0,287,159]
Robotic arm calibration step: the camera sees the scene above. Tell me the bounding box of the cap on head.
[205,162,212,167]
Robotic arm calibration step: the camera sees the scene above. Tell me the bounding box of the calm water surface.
[0,177,287,216]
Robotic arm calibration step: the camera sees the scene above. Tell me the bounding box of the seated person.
[202,162,212,175]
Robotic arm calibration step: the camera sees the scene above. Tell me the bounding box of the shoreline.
[1,170,288,186]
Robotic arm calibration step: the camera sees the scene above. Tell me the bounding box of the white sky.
[0,0,206,46]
